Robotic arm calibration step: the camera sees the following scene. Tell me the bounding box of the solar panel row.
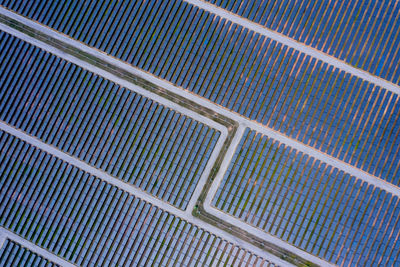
[213,128,400,266]
[1,0,398,184]
[0,131,274,267]
[0,239,58,267]
[0,31,220,209]
[205,0,400,85]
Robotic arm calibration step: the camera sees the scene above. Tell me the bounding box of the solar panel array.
[0,239,59,267]
[1,0,398,184]
[205,0,400,85]
[0,0,399,266]
[0,131,273,267]
[0,31,220,209]
[213,128,400,266]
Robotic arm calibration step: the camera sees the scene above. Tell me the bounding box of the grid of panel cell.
[213,128,400,266]
[0,131,274,267]
[1,1,399,184]
[0,239,59,267]
[205,0,400,85]
[0,31,220,209]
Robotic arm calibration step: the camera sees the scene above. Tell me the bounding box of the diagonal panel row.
[0,131,274,267]
[213,128,400,266]
[0,31,220,209]
[203,0,400,85]
[1,0,399,183]
[0,239,59,267]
